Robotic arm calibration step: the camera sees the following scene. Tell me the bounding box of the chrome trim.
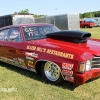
[92,64,100,66]
[92,61,98,62]
[93,57,100,58]
[91,56,100,69]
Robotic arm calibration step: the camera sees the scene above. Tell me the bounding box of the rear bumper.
[75,69,100,85]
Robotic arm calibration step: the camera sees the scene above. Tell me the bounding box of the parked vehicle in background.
[0,23,100,85]
[93,19,100,27]
[83,17,100,27]
[0,14,35,28]
[80,20,95,28]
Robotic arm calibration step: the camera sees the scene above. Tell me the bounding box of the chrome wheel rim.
[44,62,60,81]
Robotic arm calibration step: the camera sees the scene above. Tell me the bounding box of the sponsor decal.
[62,69,73,76]
[0,56,20,66]
[36,47,46,53]
[62,63,73,70]
[27,46,74,59]
[18,58,26,67]
[65,76,74,82]
[0,56,7,62]
[27,60,34,67]
[13,58,19,65]
[7,58,14,64]
[46,49,74,59]
[26,56,34,67]
[27,46,36,50]
[13,58,19,64]
[25,52,38,58]
[26,56,34,60]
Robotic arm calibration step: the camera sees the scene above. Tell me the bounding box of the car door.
[0,29,8,62]
[1,27,27,68]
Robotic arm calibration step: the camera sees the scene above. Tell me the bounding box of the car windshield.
[22,25,60,41]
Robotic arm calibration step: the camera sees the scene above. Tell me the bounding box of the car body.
[80,20,95,28]
[0,23,100,85]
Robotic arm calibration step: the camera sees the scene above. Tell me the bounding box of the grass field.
[81,27,100,39]
[0,27,100,100]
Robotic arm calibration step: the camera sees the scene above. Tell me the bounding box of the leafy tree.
[80,10,100,19]
[14,9,46,18]
[34,14,46,18]
[14,9,30,14]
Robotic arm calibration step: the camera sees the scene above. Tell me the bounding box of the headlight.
[79,59,92,73]
[85,60,91,71]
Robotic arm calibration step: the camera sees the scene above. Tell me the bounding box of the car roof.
[0,23,53,30]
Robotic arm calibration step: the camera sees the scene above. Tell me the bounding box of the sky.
[0,0,100,16]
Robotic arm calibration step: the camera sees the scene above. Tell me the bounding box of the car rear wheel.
[41,61,64,85]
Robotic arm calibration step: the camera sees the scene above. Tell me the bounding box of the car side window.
[0,30,6,41]
[7,28,22,42]
[4,29,10,41]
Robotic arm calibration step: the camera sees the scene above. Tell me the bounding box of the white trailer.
[35,14,80,30]
[0,14,35,28]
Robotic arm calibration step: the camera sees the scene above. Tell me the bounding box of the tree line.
[14,9,100,19]
[80,10,100,19]
[14,9,46,18]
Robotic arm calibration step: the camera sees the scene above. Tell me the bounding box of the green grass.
[0,27,100,100]
[81,27,100,39]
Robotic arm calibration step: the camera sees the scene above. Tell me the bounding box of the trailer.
[0,14,35,28]
[35,14,80,30]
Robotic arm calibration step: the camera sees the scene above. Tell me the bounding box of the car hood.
[38,38,100,56]
[27,38,100,61]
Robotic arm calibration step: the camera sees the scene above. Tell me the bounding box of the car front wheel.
[41,61,64,85]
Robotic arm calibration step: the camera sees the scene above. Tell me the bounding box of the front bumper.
[75,69,100,85]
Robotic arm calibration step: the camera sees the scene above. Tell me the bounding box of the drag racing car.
[0,23,100,85]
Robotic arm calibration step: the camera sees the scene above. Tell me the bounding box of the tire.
[84,26,88,28]
[41,61,64,85]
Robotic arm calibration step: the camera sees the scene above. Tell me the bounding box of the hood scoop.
[46,30,91,43]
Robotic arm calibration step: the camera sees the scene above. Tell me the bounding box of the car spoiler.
[46,30,91,43]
